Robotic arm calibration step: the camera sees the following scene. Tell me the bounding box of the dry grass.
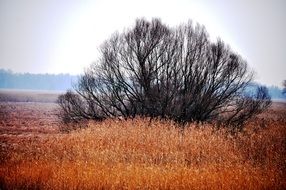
[0,89,60,103]
[0,102,59,136]
[0,111,286,189]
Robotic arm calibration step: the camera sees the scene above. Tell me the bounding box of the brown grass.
[0,96,286,189]
[0,89,60,103]
[1,109,286,190]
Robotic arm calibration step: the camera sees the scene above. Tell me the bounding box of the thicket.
[58,18,271,129]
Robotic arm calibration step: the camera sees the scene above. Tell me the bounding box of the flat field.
[0,90,285,189]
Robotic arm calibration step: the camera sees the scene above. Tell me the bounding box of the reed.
[0,118,285,189]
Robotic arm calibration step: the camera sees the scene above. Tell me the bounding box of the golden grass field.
[0,90,285,189]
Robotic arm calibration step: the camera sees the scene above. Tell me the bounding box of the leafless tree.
[57,90,105,123]
[58,18,271,129]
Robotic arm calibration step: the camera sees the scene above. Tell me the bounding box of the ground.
[0,90,285,189]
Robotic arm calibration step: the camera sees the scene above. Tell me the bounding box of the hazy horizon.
[0,0,285,87]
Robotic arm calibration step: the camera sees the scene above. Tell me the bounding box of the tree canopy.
[58,18,271,129]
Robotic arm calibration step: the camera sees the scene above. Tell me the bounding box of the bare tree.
[57,90,105,123]
[58,18,271,128]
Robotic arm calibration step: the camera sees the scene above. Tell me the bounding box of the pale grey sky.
[0,0,285,87]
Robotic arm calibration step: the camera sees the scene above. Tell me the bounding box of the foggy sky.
[0,0,285,87]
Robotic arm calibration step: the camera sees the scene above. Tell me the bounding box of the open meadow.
[0,90,285,189]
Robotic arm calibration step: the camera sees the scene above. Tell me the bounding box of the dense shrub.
[58,18,271,128]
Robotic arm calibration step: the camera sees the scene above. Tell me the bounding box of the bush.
[58,18,271,129]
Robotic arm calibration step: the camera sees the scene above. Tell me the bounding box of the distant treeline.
[0,69,285,100]
[267,85,286,101]
[247,83,285,101]
[0,69,78,91]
